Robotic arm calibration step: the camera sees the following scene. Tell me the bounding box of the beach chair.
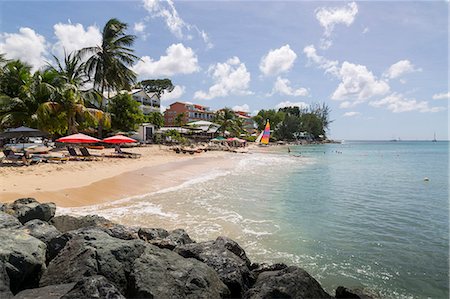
[66,146,89,161]
[115,147,141,159]
[1,149,30,165]
[80,147,102,160]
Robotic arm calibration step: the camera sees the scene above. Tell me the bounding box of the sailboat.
[432,133,437,142]
[255,120,270,145]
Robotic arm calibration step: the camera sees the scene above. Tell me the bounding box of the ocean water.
[65,141,449,298]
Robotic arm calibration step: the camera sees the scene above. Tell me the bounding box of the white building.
[129,89,160,115]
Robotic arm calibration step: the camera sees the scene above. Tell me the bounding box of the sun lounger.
[80,147,102,160]
[1,149,41,165]
[66,146,94,161]
[115,148,141,158]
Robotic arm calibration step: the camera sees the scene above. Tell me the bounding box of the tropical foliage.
[109,93,144,132]
[0,18,142,137]
[213,108,244,137]
[138,79,174,99]
[253,103,332,141]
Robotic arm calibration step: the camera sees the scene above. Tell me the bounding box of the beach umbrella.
[56,133,100,143]
[102,135,137,144]
[0,126,48,138]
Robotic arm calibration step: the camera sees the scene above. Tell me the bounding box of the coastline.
[0,145,238,207]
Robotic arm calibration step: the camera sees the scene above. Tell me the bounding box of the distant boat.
[432,133,437,142]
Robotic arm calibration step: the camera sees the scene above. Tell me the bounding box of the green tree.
[138,79,174,99]
[109,93,144,132]
[80,18,139,137]
[214,108,241,137]
[37,52,108,135]
[145,111,164,128]
[174,112,185,127]
[253,109,285,131]
[300,113,325,139]
[0,60,41,129]
[276,114,301,141]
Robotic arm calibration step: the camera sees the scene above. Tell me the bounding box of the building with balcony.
[130,89,160,115]
[164,102,215,126]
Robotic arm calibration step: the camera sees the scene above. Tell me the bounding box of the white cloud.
[133,43,199,77]
[52,23,101,59]
[269,77,308,97]
[432,92,450,100]
[383,60,421,79]
[339,101,358,109]
[134,22,146,33]
[160,85,185,101]
[342,111,360,117]
[362,27,369,34]
[194,56,252,100]
[369,93,446,113]
[0,27,48,71]
[332,61,390,102]
[232,104,250,112]
[259,45,297,76]
[275,101,309,110]
[315,2,358,49]
[142,0,212,48]
[303,45,339,76]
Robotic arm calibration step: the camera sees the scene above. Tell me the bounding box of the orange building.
[164,102,215,126]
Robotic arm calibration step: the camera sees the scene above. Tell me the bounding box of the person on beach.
[288,147,291,153]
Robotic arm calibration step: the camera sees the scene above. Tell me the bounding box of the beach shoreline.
[0,145,240,207]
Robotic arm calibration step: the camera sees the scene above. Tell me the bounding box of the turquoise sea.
[66,141,449,298]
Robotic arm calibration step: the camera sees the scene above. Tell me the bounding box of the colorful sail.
[255,131,263,143]
[261,120,270,144]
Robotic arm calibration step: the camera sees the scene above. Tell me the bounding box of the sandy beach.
[0,146,238,207]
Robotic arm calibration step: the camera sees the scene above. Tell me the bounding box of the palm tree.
[0,60,38,129]
[37,52,108,135]
[79,18,139,137]
[214,108,241,137]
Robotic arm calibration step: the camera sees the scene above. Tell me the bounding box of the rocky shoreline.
[1,198,373,299]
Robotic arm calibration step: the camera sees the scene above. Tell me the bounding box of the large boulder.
[0,229,47,294]
[138,227,194,250]
[50,215,138,240]
[244,266,333,299]
[21,220,64,263]
[175,236,254,298]
[61,275,125,299]
[40,228,147,295]
[13,283,75,299]
[335,286,375,299]
[3,198,55,224]
[130,245,229,298]
[0,263,13,299]
[0,212,22,229]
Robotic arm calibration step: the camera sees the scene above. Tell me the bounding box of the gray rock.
[21,220,64,263]
[0,212,22,229]
[138,227,169,240]
[139,228,194,250]
[175,236,254,298]
[13,283,75,299]
[61,275,125,299]
[3,198,56,224]
[130,245,229,298]
[250,262,288,275]
[22,220,60,244]
[40,229,146,295]
[49,215,111,232]
[50,215,138,240]
[0,262,13,299]
[244,266,333,299]
[0,229,47,294]
[335,286,375,299]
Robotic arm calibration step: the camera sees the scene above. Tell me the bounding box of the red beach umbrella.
[102,135,137,144]
[56,133,101,143]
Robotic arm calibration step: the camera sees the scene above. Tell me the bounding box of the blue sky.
[0,0,448,140]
